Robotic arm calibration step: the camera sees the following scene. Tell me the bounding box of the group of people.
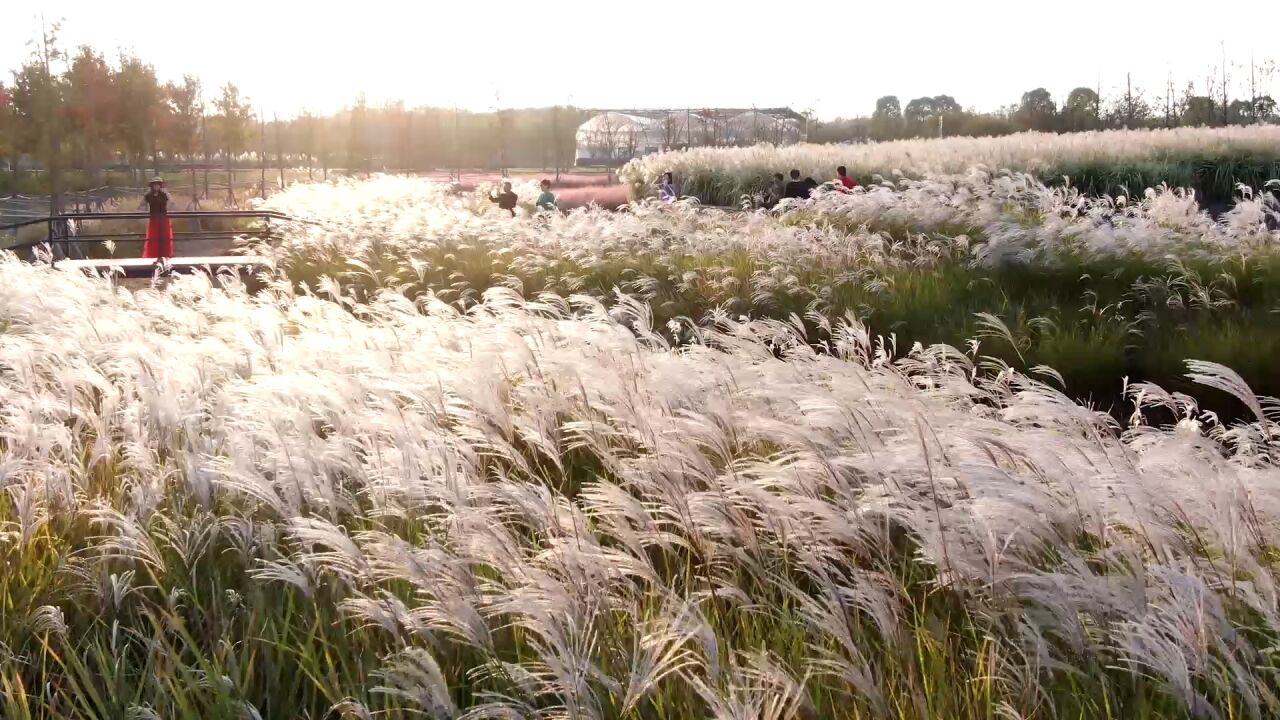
[137,164,854,263]
[765,166,859,207]
[489,172,682,217]
[488,179,559,217]
[647,167,853,209]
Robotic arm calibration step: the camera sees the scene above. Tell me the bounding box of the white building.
[575,108,804,166]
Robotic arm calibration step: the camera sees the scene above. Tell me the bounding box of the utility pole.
[39,14,62,217]
[1096,73,1104,128]
[552,104,562,182]
[405,109,414,173]
[190,95,201,210]
[494,89,507,177]
[452,104,460,182]
[257,111,266,198]
[1125,73,1134,128]
[1250,54,1258,124]
[1221,40,1230,125]
[274,113,284,189]
[201,107,210,200]
[304,111,314,181]
[320,117,328,181]
[1206,72,1217,126]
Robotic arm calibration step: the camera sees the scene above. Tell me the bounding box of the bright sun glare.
[4,0,1279,117]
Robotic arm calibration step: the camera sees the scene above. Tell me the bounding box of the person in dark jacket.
[783,169,817,200]
[140,177,174,259]
[489,181,518,216]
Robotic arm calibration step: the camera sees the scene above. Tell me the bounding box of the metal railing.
[0,210,294,261]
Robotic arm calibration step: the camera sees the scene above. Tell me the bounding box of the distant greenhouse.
[574,108,805,166]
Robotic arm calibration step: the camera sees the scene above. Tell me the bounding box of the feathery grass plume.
[622,126,1280,207]
[0,174,1279,718]
[372,647,459,716]
[255,172,1280,417]
[1186,359,1270,425]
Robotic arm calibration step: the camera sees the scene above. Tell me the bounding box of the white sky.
[3,1,1279,119]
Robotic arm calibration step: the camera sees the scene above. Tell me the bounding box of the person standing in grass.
[658,172,678,202]
[489,181,518,216]
[836,165,858,190]
[536,179,558,211]
[140,177,174,260]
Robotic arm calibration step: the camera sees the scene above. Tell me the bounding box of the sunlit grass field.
[622,125,1280,208]
[256,173,1280,421]
[2,131,1280,718]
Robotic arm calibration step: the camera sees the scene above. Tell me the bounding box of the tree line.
[812,67,1279,143]
[0,26,590,210]
[3,24,1278,211]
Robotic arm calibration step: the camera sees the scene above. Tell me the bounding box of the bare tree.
[659,110,682,149]
[1247,58,1277,123]
[299,110,315,180]
[1107,74,1153,129]
[212,83,252,204]
[622,126,639,159]
[200,106,211,198]
[545,105,581,179]
[165,75,202,205]
[1162,75,1175,127]
[1096,74,1104,126]
[321,114,329,181]
[349,94,369,176]
[402,109,414,172]
[589,113,621,162]
[1218,42,1231,125]
[11,18,68,214]
[497,107,511,175]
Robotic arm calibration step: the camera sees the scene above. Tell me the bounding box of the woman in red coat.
[141,177,174,259]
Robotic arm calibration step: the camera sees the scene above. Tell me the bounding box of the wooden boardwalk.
[54,256,271,279]
[1,210,291,283]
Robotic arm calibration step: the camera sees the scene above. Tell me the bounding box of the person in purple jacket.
[658,172,678,202]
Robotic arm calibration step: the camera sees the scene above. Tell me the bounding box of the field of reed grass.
[2,136,1279,717]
